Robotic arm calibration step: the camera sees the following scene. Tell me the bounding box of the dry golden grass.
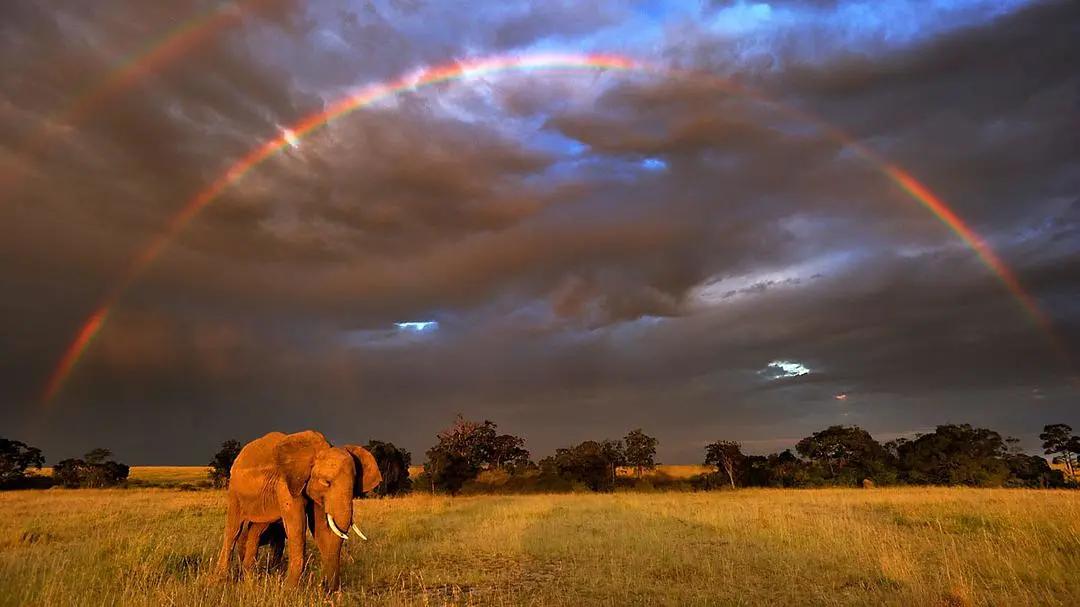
[32,466,211,486]
[616,464,713,479]
[127,466,213,485]
[1,487,1078,606]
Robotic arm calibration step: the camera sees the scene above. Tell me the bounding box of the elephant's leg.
[235,522,250,565]
[214,498,243,580]
[281,499,307,587]
[312,504,344,592]
[241,522,269,573]
[266,522,286,570]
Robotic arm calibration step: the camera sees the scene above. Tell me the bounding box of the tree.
[599,439,626,487]
[423,447,475,496]
[895,424,1010,486]
[489,434,530,473]
[365,440,412,496]
[0,438,45,487]
[435,415,498,469]
[207,440,243,488]
[623,429,658,477]
[1068,436,1080,483]
[1006,453,1066,488]
[423,415,528,494]
[795,425,892,485]
[704,440,745,489]
[83,460,130,488]
[546,440,623,491]
[1040,424,1078,480]
[52,458,85,488]
[52,448,129,488]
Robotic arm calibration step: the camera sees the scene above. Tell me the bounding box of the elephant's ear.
[344,445,383,496]
[274,431,331,496]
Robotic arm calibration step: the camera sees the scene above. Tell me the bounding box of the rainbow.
[882,165,1055,336]
[40,52,1062,403]
[3,1,265,189]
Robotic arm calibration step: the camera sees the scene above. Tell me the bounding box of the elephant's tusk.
[326,513,349,540]
[350,524,368,541]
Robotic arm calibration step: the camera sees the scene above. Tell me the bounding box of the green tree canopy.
[795,425,892,484]
[895,424,1011,486]
[623,429,658,477]
[423,415,529,495]
[0,438,45,487]
[1039,423,1078,480]
[543,440,625,492]
[704,440,745,489]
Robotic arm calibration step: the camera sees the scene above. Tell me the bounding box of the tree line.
[412,416,661,494]
[701,424,1075,490]
[0,440,129,489]
[409,418,1079,494]
[2,420,1077,492]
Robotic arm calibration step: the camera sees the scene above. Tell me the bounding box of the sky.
[1,0,1077,464]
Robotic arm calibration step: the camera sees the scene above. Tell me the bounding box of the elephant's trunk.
[326,512,349,540]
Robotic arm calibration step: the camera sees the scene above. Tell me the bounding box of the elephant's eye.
[317,478,331,487]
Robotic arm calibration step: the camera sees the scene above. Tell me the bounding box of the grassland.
[126,466,215,485]
[2,486,1078,606]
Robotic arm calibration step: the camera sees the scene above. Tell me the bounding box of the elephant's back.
[231,431,287,472]
[228,432,287,512]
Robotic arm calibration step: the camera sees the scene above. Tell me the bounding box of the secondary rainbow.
[40,52,1060,403]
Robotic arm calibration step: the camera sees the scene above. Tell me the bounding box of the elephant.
[215,430,382,590]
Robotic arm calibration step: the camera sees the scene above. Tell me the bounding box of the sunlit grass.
[32,466,211,486]
[0,488,1077,605]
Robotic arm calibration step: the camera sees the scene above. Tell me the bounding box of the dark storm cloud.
[1,0,1077,465]
[773,0,1080,227]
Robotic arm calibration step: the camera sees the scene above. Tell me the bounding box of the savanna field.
[2,468,1078,606]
